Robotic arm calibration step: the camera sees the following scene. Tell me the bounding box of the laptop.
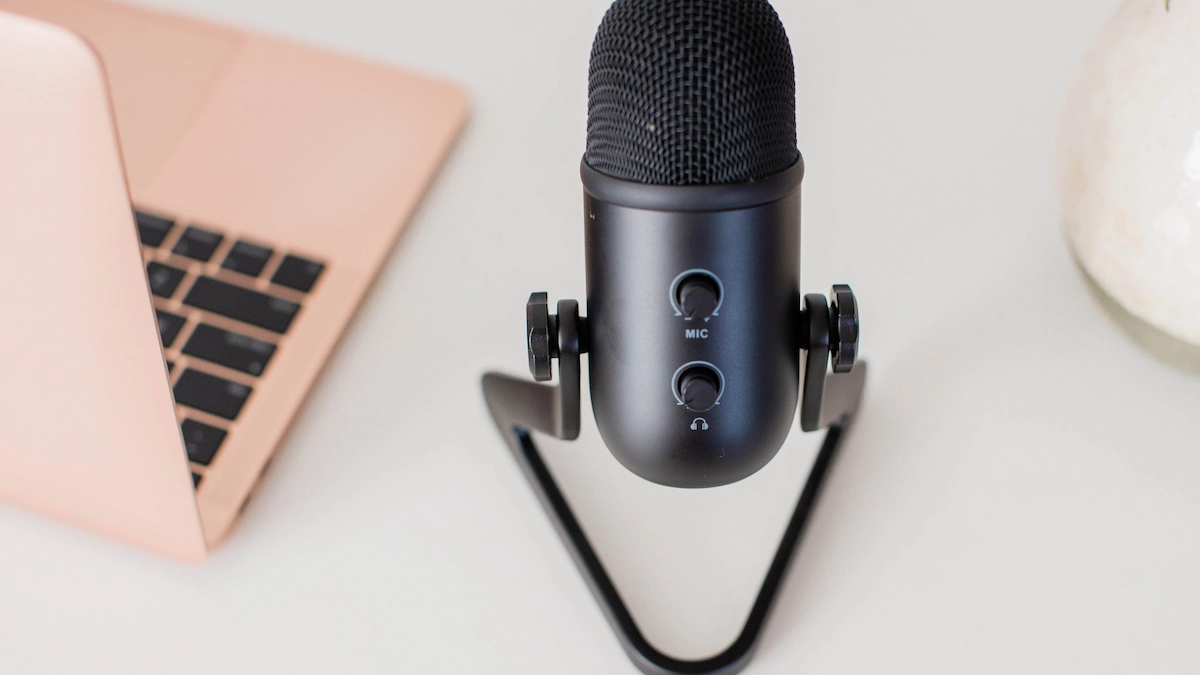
[0,1,467,561]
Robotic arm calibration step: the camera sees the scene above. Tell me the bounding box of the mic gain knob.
[677,365,721,413]
[676,274,721,320]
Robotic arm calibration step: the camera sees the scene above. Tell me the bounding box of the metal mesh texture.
[585,0,798,186]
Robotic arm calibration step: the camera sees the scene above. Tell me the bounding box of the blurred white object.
[1059,0,1200,369]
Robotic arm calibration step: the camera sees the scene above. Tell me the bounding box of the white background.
[3,0,1199,673]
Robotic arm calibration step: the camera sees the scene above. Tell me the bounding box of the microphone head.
[585,0,798,186]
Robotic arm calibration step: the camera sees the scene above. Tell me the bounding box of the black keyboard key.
[172,225,224,262]
[183,323,276,376]
[156,309,187,347]
[222,240,273,277]
[181,418,228,466]
[272,254,325,292]
[173,369,252,420]
[192,472,202,488]
[135,211,174,247]
[147,262,186,298]
[183,276,300,334]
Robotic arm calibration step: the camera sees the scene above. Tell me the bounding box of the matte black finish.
[677,366,720,412]
[493,0,870,660]
[181,418,227,466]
[183,276,301,334]
[172,369,252,421]
[481,358,866,675]
[271,254,325,292]
[135,210,174,248]
[527,292,557,382]
[155,309,187,348]
[829,284,859,373]
[171,225,224,262]
[222,240,274,277]
[146,261,186,298]
[584,169,802,488]
[490,184,864,674]
[182,323,276,376]
[677,275,720,320]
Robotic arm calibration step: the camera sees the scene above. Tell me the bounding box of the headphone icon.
[690,418,709,431]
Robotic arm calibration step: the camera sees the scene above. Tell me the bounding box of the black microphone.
[485,0,864,667]
[581,0,807,488]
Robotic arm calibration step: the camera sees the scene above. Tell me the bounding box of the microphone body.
[579,0,806,488]
[583,161,804,488]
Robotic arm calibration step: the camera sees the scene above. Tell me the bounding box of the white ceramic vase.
[1059,0,1200,369]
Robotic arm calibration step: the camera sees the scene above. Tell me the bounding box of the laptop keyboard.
[136,209,325,489]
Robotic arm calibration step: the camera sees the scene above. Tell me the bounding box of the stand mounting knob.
[527,292,558,381]
[829,284,859,374]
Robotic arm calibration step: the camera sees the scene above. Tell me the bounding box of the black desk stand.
[482,292,866,675]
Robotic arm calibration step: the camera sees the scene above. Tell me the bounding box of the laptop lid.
[0,11,206,561]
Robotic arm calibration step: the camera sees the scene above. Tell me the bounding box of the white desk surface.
[4,0,1198,672]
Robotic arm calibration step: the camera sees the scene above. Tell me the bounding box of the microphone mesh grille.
[586,0,798,186]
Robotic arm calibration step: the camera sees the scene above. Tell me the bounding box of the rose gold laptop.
[0,1,467,561]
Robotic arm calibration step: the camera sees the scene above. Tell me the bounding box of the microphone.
[518,0,861,487]
[580,0,809,488]
[485,0,865,669]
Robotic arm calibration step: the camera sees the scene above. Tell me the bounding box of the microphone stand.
[482,290,865,675]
